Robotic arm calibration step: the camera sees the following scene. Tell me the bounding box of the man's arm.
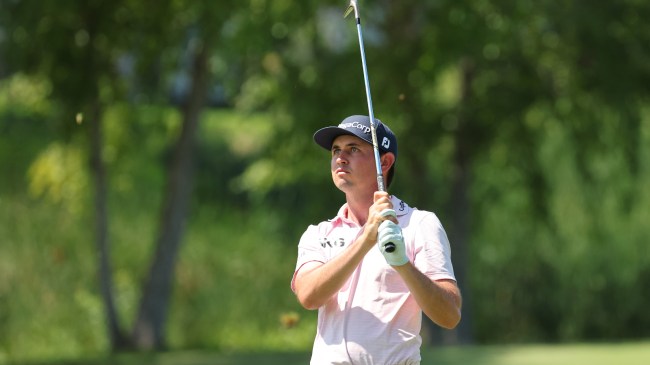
[294,193,395,310]
[293,227,374,310]
[393,264,462,329]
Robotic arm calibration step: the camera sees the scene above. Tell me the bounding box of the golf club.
[345,0,395,253]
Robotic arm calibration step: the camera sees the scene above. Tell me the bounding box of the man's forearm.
[394,263,462,329]
[294,230,374,309]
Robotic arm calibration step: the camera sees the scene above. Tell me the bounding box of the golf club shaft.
[347,1,395,252]
[351,7,385,193]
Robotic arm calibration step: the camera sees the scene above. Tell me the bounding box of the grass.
[9,341,650,365]
[422,341,650,365]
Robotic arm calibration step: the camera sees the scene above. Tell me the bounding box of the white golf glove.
[377,210,408,266]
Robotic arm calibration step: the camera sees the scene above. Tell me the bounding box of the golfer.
[291,115,462,365]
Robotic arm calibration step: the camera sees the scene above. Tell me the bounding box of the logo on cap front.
[339,121,371,135]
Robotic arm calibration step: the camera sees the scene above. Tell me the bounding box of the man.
[291,115,462,365]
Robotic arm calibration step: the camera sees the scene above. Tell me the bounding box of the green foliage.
[27,142,89,214]
[2,0,650,362]
[167,207,316,351]
[0,74,52,117]
[0,104,313,363]
[0,191,314,363]
[0,193,104,361]
[470,101,650,342]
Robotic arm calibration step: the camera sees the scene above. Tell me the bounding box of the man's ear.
[380,152,395,171]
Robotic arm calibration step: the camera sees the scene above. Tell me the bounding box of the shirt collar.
[332,195,411,225]
[390,195,412,216]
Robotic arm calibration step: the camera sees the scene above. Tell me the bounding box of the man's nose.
[336,153,348,164]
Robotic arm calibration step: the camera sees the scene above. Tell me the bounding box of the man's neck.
[344,192,374,226]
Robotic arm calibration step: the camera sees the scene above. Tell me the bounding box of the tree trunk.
[88,101,129,350]
[426,58,476,346]
[448,58,476,345]
[131,41,211,350]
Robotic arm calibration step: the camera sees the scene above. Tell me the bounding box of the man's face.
[330,134,376,193]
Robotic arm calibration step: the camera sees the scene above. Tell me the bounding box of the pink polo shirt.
[291,196,456,365]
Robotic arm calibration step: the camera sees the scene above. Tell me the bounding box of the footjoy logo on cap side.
[339,122,371,134]
[381,137,390,149]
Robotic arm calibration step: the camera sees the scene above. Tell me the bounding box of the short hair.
[386,165,395,188]
[381,152,396,188]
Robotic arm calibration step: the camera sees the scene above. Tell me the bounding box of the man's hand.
[378,217,408,266]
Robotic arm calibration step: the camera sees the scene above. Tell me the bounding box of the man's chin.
[333,179,352,191]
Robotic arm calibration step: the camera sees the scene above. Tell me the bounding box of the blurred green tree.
[2,0,650,357]
[1,0,136,350]
[0,0,237,351]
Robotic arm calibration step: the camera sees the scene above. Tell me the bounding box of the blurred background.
[1,0,649,363]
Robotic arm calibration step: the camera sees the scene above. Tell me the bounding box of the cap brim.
[313,126,364,151]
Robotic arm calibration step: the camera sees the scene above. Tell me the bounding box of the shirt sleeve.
[411,212,456,282]
[290,224,327,293]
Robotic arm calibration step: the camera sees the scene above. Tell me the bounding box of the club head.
[344,0,358,19]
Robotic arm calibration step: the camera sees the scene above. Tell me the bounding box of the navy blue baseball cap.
[313,115,398,159]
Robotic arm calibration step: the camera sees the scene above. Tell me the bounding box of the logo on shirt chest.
[319,236,345,248]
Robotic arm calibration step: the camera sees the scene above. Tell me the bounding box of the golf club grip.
[384,242,396,252]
